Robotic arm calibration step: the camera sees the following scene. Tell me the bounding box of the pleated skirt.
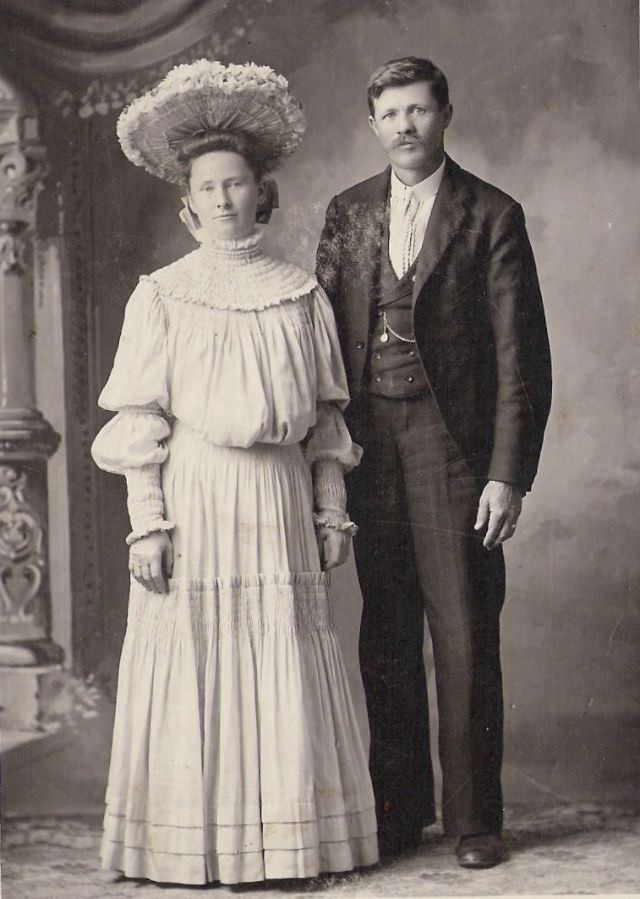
[101,422,378,884]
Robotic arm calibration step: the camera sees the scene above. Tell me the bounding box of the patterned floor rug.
[2,803,639,898]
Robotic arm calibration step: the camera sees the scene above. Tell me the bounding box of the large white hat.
[117,59,306,183]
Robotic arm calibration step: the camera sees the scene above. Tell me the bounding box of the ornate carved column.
[0,74,63,669]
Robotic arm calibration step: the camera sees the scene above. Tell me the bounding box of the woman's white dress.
[91,232,378,885]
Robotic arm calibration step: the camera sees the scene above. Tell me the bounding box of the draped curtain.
[0,1,225,73]
[0,0,276,116]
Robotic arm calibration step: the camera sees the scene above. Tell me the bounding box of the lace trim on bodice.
[142,230,317,312]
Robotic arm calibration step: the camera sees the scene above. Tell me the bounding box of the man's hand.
[317,527,351,571]
[129,531,173,593]
[474,481,523,550]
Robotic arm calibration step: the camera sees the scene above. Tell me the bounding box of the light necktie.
[401,192,420,277]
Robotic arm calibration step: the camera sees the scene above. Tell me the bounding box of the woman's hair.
[176,130,268,183]
[366,56,450,115]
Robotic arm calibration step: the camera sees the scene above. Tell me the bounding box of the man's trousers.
[347,393,505,852]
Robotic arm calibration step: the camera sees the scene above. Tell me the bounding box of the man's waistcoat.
[366,217,428,399]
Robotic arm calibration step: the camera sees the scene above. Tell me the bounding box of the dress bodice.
[92,232,361,474]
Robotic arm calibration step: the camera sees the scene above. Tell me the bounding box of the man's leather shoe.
[455,833,505,868]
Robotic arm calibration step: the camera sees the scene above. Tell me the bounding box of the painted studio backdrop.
[1,0,638,816]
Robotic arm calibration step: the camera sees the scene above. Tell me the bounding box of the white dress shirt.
[388,158,446,279]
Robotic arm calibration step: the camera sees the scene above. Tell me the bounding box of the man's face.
[368,81,452,178]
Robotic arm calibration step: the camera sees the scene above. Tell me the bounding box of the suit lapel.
[413,156,469,304]
[348,168,389,307]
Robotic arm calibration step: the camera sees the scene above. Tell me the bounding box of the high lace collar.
[146,228,318,312]
[197,229,266,264]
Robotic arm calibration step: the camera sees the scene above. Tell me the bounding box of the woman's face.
[188,150,261,241]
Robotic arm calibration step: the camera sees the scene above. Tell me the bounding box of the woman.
[91,60,378,885]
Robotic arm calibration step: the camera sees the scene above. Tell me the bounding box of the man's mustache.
[391,136,424,148]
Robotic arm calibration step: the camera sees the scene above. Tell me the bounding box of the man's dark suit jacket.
[316,156,552,493]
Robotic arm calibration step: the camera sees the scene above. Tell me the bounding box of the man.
[316,57,551,868]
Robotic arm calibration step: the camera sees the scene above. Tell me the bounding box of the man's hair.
[366,57,450,115]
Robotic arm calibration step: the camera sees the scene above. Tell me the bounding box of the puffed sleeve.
[91,277,174,543]
[305,286,362,468]
[305,287,362,529]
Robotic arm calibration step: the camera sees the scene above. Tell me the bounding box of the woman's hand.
[317,526,351,571]
[129,531,173,593]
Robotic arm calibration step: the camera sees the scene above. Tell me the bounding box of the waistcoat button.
[405,375,415,383]
[355,341,365,350]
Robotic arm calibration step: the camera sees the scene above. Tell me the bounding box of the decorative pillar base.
[0,641,64,667]
[0,411,64,668]
[0,664,62,730]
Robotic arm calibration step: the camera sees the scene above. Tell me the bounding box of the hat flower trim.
[117,59,307,180]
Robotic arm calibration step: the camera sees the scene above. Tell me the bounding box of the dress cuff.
[125,465,174,542]
[312,512,359,537]
[313,459,347,515]
[312,460,358,535]
[126,520,174,546]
